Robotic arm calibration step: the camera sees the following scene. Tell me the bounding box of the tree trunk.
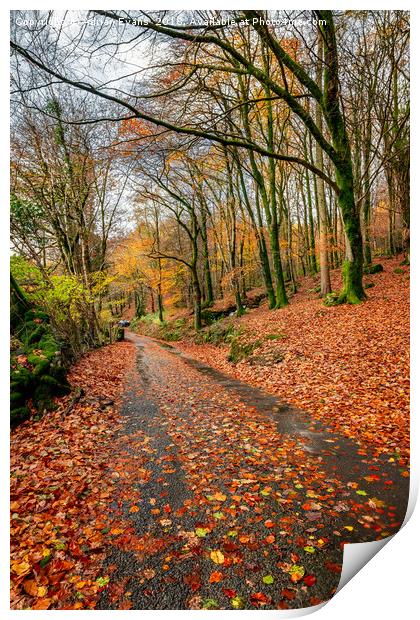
[336,163,366,303]
[304,167,318,274]
[320,11,365,303]
[200,204,214,306]
[362,109,373,266]
[192,272,202,330]
[315,29,332,296]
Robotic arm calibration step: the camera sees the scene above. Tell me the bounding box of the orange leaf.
[32,598,52,610]
[23,580,39,597]
[302,503,313,511]
[209,571,224,583]
[11,561,31,576]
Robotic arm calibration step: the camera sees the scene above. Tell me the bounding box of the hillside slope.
[176,258,409,464]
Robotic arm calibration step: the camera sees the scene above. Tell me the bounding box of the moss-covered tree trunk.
[10,273,30,323]
[200,203,214,307]
[134,289,145,318]
[264,62,288,309]
[157,288,164,323]
[319,11,365,303]
[224,147,245,318]
[257,232,276,308]
[191,272,202,331]
[336,162,366,303]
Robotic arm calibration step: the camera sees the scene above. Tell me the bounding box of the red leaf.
[303,574,316,587]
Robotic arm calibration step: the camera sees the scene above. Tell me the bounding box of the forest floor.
[10,256,410,610]
[177,256,410,465]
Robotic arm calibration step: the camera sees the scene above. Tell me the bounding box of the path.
[98,333,408,610]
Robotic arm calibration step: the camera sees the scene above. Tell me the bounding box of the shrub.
[136,315,188,342]
[159,318,187,341]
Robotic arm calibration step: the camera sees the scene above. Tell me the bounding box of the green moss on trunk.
[339,260,366,304]
[335,164,366,304]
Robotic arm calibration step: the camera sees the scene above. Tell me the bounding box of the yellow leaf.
[210,550,225,565]
[110,528,124,535]
[12,561,31,576]
[37,586,48,598]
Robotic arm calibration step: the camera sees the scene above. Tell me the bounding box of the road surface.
[98,333,408,610]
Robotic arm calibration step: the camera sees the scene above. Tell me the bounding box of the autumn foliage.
[177,258,410,463]
[10,342,135,610]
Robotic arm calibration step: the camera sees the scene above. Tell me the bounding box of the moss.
[195,321,239,346]
[29,357,50,376]
[393,267,404,274]
[26,324,47,345]
[323,291,343,307]
[339,261,366,304]
[365,282,375,289]
[228,338,262,363]
[10,296,69,426]
[363,263,384,275]
[24,309,49,323]
[11,366,32,388]
[10,406,30,425]
[10,391,24,404]
[27,352,46,365]
[265,333,288,341]
[39,374,69,393]
[38,334,59,357]
[116,327,125,342]
[308,285,321,293]
[33,384,55,412]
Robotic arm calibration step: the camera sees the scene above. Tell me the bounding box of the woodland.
[10,10,410,611]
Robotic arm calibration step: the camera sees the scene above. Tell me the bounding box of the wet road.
[98,333,409,610]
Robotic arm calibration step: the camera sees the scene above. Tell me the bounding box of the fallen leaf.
[289,565,305,583]
[303,575,317,587]
[262,575,274,584]
[210,550,225,565]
